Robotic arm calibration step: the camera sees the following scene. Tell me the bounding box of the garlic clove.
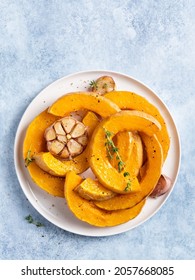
[44,127,56,141]
[71,123,86,138]
[47,140,64,155]
[90,76,116,95]
[60,147,70,159]
[57,135,67,143]
[150,174,172,198]
[77,135,88,146]
[61,117,76,133]
[54,122,65,135]
[67,139,83,156]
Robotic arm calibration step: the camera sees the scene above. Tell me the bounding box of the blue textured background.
[0,0,194,260]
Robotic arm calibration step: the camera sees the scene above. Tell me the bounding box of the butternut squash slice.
[23,110,64,197]
[125,132,144,177]
[105,91,170,161]
[110,131,134,169]
[111,132,143,177]
[34,111,100,177]
[110,131,143,176]
[89,110,161,194]
[74,177,116,201]
[48,92,120,118]
[82,111,100,136]
[94,133,163,210]
[65,171,146,227]
[34,151,89,176]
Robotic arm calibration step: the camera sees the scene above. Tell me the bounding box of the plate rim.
[14,69,181,237]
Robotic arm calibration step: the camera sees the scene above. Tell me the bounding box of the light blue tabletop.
[0,0,194,260]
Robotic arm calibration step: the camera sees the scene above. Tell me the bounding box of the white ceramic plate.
[14,70,180,236]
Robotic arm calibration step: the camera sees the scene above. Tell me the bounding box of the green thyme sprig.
[25,215,44,227]
[25,149,34,167]
[89,80,98,90]
[104,129,125,172]
[124,180,132,192]
[123,172,132,191]
[104,129,132,191]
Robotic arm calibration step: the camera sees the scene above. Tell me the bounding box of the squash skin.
[23,110,64,197]
[94,133,163,210]
[89,110,161,194]
[48,92,120,118]
[105,91,170,161]
[65,171,145,227]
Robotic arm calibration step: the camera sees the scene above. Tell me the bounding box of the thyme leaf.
[124,180,132,192]
[25,150,34,167]
[89,80,98,90]
[123,172,130,177]
[25,215,44,227]
[118,160,125,172]
[104,128,125,172]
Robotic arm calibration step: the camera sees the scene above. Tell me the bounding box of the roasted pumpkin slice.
[65,171,145,227]
[34,111,100,176]
[89,110,161,194]
[23,110,64,197]
[34,151,89,176]
[74,177,116,201]
[25,162,64,197]
[48,92,120,118]
[105,91,170,161]
[125,132,144,177]
[111,131,143,177]
[110,131,134,169]
[82,111,100,136]
[94,133,163,210]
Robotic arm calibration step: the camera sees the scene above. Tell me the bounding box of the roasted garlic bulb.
[44,116,88,159]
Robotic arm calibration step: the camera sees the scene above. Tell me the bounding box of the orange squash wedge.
[94,133,163,210]
[23,110,64,197]
[89,110,161,194]
[64,171,146,227]
[82,111,100,135]
[74,177,116,201]
[48,92,120,118]
[125,132,144,177]
[105,91,170,161]
[33,151,89,176]
[110,131,134,169]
